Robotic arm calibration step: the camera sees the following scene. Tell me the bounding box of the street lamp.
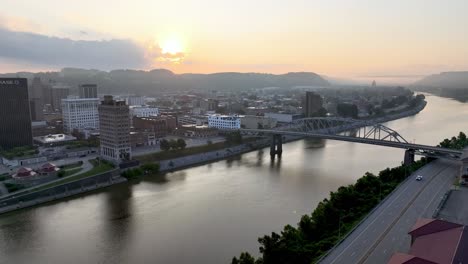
[338,213,343,240]
[379,180,382,201]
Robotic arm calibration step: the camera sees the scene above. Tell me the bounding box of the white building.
[61,97,100,134]
[129,106,159,118]
[208,114,241,129]
[126,96,145,106]
[265,112,302,123]
[241,115,277,129]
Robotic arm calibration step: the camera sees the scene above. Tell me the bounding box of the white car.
[416,175,423,181]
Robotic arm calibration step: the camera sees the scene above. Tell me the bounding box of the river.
[1,94,467,264]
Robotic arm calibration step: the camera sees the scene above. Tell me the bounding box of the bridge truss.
[239,117,463,160]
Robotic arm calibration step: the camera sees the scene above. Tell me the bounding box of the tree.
[169,139,178,150]
[176,138,187,149]
[337,103,358,118]
[231,252,258,264]
[160,139,170,151]
[57,170,65,178]
[141,163,160,174]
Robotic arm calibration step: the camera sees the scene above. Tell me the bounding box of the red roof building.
[14,167,37,178]
[40,162,59,173]
[388,218,468,264]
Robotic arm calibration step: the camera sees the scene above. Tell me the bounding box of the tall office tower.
[98,95,131,163]
[42,80,53,106]
[29,77,44,121]
[31,76,43,101]
[29,98,44,121]
[0,78,32,149]
[50,85,70,111]
[62,97,100,134]
[79,84,98,98]
[304,91,323,117]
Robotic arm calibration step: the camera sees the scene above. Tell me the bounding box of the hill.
[411,72,468,102]
[0,68,330,95]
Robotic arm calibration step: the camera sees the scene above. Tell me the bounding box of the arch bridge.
[237,117,463,164]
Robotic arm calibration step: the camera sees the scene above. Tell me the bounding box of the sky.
[1,0,468,82]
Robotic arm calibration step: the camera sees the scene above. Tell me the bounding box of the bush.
[57,170,66,178]
[121,168,144,179]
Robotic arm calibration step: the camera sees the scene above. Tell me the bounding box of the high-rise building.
[29,98,44,121]
[29,77,44,121]
[31,76,43,101]
[62,97,100,134]
[79,84,98,98]
[126,96,145,106]
[200,99,218,113]
[304,91,323,117]
[98,95,131,163]
[51,85,70,111]
[0,78,33,149]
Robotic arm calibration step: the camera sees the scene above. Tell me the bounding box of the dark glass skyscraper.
[0,78,33,149]
[79,84,98,98]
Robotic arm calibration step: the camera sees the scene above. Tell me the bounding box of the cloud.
[0,27,159,70]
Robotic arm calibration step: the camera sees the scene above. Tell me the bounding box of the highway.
[319,159,459,264]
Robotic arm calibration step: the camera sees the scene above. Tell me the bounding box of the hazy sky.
[1,0,468,80]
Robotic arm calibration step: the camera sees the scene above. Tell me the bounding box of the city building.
[38,162,60,176]
[50,85,70,111]
[178,115,208,126]
[304,91,323,117]
[130,130,157,147]
[98,95,131,163]
[265,112,302,123]
[200,99,219,112]
[79,84,98,98]
[126,95,145,106]
[208,114,241,129]
[61,97,100,134]
[30,76,44,101]
[129,105,159,118]
[30,77,44,121]
[0,78,33,149]
[241,115,277,129]
[174,125,218,138]
[388,218,468,264]
[29,98,44,121]
[132,115,177,138]
[13,167,37,180]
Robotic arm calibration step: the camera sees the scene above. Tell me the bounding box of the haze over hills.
[413,71,468,88]
[411,71,468,102]
[0,68,330,95]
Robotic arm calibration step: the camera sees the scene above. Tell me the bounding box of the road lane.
[362,161,458,263]
[320,160,457,264]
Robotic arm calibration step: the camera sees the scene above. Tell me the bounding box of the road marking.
[351,252,356,257]
[327,164,434,264]
[356,165,451,264]
[383,249,387,254]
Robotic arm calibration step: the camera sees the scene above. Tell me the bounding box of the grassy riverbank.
[135,137,257,163]
[28,159,114,193]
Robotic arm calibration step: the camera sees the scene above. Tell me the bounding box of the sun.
[160,37,184,55]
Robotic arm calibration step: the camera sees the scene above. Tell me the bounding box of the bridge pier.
[270,134,283,159]
[404,149,415,166]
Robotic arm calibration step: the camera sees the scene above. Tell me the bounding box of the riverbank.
[0,100,427,216]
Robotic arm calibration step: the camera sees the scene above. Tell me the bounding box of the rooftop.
[34,134,77,144]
